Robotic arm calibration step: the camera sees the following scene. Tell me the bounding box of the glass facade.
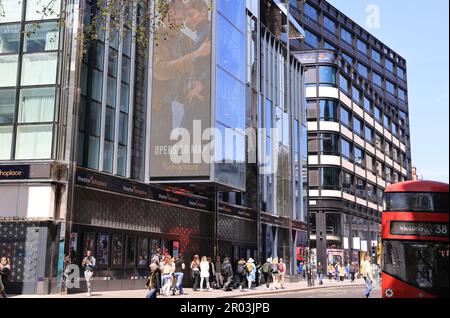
[0,0,61,160]
[78,1,134,177]
[215,0,246,190]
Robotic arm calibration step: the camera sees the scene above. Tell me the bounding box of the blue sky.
[327,0,449,183]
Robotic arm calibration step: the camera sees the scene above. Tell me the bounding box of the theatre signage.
[75,168,212,211]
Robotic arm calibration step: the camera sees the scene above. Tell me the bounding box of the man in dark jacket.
[221,257,234,291]
[146,263,161,298]
[261,258,272,290]
[317,262,324,285]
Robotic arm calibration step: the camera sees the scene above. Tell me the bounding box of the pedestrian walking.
[339,263,345,282]
[317,262,324,285]
[0,256,11,298]
[190,255,201,291]
[236,257,248,291]
[246,258,256,290]
[161,255,174,296]
[298,262,303,277]
[207,257,216,288]
[306,261,314,287]
[221,257,234,291]
[261,258,272,290]
[81,250,96,297]
[200,256,211,292]
[271,258,280,290]
[362,256,374,298]
[345,262,350,280]
[172,254,185,295]
[214,255,223,289]
[350,262,357,282]
[327,263,334,280]
[255,260,262,287]
[146,263,161,299]
[278,258,286,289]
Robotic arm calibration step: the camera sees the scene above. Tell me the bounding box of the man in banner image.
[151,0,212,178]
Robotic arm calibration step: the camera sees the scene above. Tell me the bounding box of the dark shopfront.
[67,169,259,293]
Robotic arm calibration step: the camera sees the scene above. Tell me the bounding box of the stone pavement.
[10,278,369,299]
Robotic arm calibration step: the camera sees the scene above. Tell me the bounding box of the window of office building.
[356,178,366,197]
[320,133,339,155]
[372,72,382,87]
[323,16,336,33]
[26,0,61,21]
[343,172,354,194]
[354,146,364,166]
[339,74,349,93]
[0,24,20,54]
[374,107,382,122]
[319,66,336,86]
[392,122,398,136]
[386,80,395,95]
[352,85,361,103]
[305,30,318,48]
[304,3,318,21]
[305,67,317,87]
[353,117,363,136]
[341,27,352,44]
[0,88,15,124]
[366,154,375,174]
[321,167,340,190]
[0,126,13,159]
[15,125,53,159]
[319,100,338,122]
[398,88,406,101]
[341,138,352,160]
[375,133,383,149]
[365,125,373,143]
[21,53,58,86]
[385,58,394,73]
[356,39,367,54]
[376,161,383,178]
[0,0,23,23]
[372,49,381,64]
[385,141,391,157]
[323,42,335,50]
[340,106,351,127]
[367,183,376,202]
[397,67,405,80]
[24,22,59,52]
[18,87,56,123]
[364,97,372,113]
[357,63,368,78]
[383,114,390,129]
[341,52,353,65]
[385,166,392,182]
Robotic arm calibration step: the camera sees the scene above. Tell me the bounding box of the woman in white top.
[161,255,174,296]
[199,256,211,292]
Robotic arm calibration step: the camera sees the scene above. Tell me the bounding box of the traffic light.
[371,246,377,262]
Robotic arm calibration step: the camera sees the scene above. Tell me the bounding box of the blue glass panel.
[216,66,245,130]
[216,13,245,83]
[217,0,245,31]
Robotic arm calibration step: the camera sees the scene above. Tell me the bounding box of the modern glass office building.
[0,0,310,294]
[290,0,412,268]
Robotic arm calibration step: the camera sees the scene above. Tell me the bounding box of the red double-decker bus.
[382,180,449,298]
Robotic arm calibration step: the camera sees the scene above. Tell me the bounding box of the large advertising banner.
[150,0,212,180]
